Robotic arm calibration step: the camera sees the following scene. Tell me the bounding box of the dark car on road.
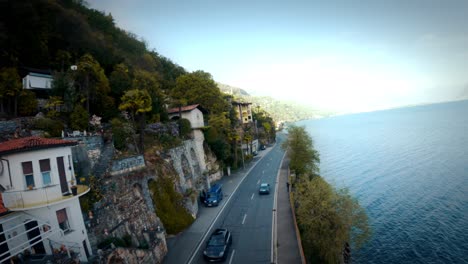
[203,184,223,207]
[203,228,232,262]
[259,183,270,194]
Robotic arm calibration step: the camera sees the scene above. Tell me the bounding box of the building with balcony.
[0,137,92,263]
[232,101,253,124]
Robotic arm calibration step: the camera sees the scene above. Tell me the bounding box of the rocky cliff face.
[81,134,222,263]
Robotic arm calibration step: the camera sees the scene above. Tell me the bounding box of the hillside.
[217,83,335,122]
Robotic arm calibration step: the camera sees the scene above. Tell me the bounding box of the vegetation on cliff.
[282,126,371,263]
[149,176,194,235]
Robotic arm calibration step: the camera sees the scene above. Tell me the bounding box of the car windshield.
[260,184,268,188]
[207,235,225,246]
[207,193,217,198]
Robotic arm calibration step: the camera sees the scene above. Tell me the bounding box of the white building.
[167,104,208,129]
[0,137,92,263]
[22,72,52,90]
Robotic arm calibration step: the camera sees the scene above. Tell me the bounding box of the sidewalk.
[277,156,303,263]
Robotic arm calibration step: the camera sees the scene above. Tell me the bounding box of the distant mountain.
[217,83,336,122]
[216,83,250,96]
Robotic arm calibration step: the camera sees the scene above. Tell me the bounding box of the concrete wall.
[110,155,145,176]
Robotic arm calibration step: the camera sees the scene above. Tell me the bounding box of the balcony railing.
[2,184,90,210]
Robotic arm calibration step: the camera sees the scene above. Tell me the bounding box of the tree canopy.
[282,126,371,263]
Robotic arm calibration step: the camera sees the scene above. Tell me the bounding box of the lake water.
[298,100,468,264]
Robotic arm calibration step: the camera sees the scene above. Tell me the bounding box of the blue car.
[259,183,270,194]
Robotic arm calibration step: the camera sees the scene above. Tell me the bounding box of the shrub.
[111,118,126,150]
[149,176,194,234]
[33,117,63,137]
[18,90,37,116]
[70,105,89,130]
[177,118,192,138]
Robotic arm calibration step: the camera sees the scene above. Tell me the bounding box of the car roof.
[260,183,269,187]
[213,228,228,235]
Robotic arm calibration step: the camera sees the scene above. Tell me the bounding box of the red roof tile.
[0,137,77,155]
[167,104,207,114]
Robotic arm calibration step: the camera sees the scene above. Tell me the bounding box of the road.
[189,135,286,264]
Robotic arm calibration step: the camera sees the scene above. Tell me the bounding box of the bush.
[33,117,64,137]
[18,90,37,116]
[149,176,194,234]
[111,118,128,150]
[70,105,89,130]
[177,118,192,138]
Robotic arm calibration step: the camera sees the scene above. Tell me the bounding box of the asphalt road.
[190,136,286,264]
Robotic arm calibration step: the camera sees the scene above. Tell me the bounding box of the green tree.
[119,89,152,153]
[283,125,371,263]
[18,90,37,116]
[51,71,76,111]
[0,67,22,115]
[282,125,320,179]
[172,71,229,114]
[75,53,111,115]
[70,104,89,130]
[109,63,131,104]
[132,69,166,121]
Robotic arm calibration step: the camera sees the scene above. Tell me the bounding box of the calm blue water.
[298,100,468,264]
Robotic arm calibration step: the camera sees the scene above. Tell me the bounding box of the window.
[22,161,35,188]
[56,209,71,232]
[39,159,51,186]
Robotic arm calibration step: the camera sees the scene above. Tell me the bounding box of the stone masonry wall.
[87,170,167,264]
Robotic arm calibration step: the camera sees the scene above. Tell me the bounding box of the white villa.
[167,104,208,129]
[0,137,92,263]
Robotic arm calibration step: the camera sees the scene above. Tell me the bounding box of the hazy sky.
[90,0,468,112]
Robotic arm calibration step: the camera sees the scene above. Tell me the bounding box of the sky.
[89,0,468,113]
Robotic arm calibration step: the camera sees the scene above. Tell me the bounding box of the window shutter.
[39,159,51,172]
[22,162,33,175]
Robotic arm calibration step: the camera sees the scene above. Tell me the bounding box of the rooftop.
[167,104,208,114]
[0,137,77,156]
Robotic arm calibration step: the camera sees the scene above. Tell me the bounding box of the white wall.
[22,74,52,90]
[29,199,91,261]
[0,146,75,191]
[0,198,91,262]
[170,108,205,129]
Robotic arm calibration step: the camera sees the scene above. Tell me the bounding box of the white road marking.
[251,193,254,200]
[242,214,247,225]
[229,249,236,264]
[257,179,260,184]
[262,170,265,174]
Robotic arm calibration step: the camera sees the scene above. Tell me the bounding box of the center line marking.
[242,214,247,225]
[251,193,254,200]
[257,179,260,184]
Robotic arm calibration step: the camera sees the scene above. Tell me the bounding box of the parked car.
[203,228,232,262]
[259,183,270,194]
[204,184,223,207]
[260,145,266,150]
